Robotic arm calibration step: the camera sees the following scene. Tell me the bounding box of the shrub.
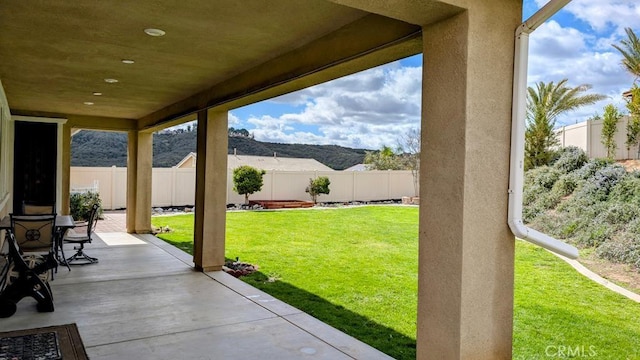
[524,166,563,190]
[232,166,266,204]
[523,154,640,264]
[572,158,612,180]
[574,164,627,202]
[627,218,640,235]
[597,202,640,226]
[552,146,588,174]
[550,174,579,196]
[305,176,331,204]
[609,175,640,203]
[596,234,640,269]
[574,223,613,247]
[70,191,102,221]
[523,201,546,223]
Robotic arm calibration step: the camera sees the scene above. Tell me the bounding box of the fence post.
[171,167,177,207]
[270,171,275,200]
[111,165,117,210]
[387,170,392,199]
[586,119,592,158]
[352,171,357,202]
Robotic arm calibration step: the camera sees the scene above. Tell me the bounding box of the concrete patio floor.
[1,225,392,359]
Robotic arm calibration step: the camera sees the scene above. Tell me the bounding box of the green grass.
[153,206,640,359]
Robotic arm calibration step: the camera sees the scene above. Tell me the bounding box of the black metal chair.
[0,218,58,317]
[22,201,55,215]
[20,202,69,269]
[10,213,58,255]
[64,203,99,265]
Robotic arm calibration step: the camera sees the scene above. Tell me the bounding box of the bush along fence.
[70,166,417,210]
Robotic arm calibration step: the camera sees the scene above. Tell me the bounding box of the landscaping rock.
[222,260,258,278]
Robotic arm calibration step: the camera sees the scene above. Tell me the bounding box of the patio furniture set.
[0,203,100,318]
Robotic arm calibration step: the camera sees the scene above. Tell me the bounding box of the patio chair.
[10,213,58,254]
[22,201,55,215]
[64,203,99,265]
[0,221,58,317]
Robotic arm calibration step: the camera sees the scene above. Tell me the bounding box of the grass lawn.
[152,206,640,359]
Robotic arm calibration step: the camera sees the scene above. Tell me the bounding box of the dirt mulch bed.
[618,159,640,172]
[580,252,640,295]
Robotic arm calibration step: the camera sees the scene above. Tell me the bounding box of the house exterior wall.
[556,116,636,160]
[176,155,196,168]
[176,153,335,172]
[70,167,416,209]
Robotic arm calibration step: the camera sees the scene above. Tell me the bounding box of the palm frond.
[612,28,640,77]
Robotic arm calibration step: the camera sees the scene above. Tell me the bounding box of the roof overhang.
[0,0,464,131]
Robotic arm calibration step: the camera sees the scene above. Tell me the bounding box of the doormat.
[0,323,88,360]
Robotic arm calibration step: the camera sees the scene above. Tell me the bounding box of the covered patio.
[2,224,391,359]
[1,0,524,358]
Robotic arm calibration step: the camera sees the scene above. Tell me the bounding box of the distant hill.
[71,130,368,170]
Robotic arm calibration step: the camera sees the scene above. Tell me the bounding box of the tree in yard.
[232,166,266,204]
[626,85,640,159]
[601,104,622,160]
[364,145,404,170]
[397,128,420,196]
[305,176,331,204]
[525,79,606,170]
[612,27,640,79]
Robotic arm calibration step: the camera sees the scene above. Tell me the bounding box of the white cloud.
[228,113,241,126]
[528,19,635,126]
[243,63,422,149]
[233,1,638,147]
[565,0,640,34]
[529,21,589,60]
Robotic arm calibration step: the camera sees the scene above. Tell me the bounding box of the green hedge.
[70,191,103,221]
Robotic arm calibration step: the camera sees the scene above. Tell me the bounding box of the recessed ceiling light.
[84,102,94,106]
[144,28,166,37]
[92,92,102,96]
[104,78,118,83]
[121,59,135,64]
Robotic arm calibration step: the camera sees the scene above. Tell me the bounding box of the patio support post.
[416,2,520,359]
[193,109,228,271]
[126,130,153,233]
[61,124,71,215]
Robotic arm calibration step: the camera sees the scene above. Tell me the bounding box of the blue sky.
[223,1,639,150]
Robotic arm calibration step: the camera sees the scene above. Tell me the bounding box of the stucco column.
[126,130,137,233]
[416,3,519,359]
[193,109,228,271]
[60,124,71,215]
[126,130,153,233]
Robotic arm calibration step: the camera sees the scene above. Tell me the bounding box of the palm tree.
[525,79,606,169]
[612,28,640,79]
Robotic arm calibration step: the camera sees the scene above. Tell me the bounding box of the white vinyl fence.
[70,166,417,210]
[555,116,638,160]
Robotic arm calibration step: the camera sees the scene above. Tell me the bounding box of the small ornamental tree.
[232,166,266,204]
[601,104,622,160]
[626,85,640,159]
[305,176,331,204]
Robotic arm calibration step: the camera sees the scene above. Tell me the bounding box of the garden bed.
[249,200,314,209]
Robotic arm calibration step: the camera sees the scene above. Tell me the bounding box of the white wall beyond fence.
[70,166,417,210]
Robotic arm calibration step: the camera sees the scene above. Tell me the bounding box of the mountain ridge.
[71,130,368,170]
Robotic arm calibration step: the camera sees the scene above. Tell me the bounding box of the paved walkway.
[5,222,391,359]
[95,210,127,233]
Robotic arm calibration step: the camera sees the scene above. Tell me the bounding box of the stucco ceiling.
[0,0,456,129]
